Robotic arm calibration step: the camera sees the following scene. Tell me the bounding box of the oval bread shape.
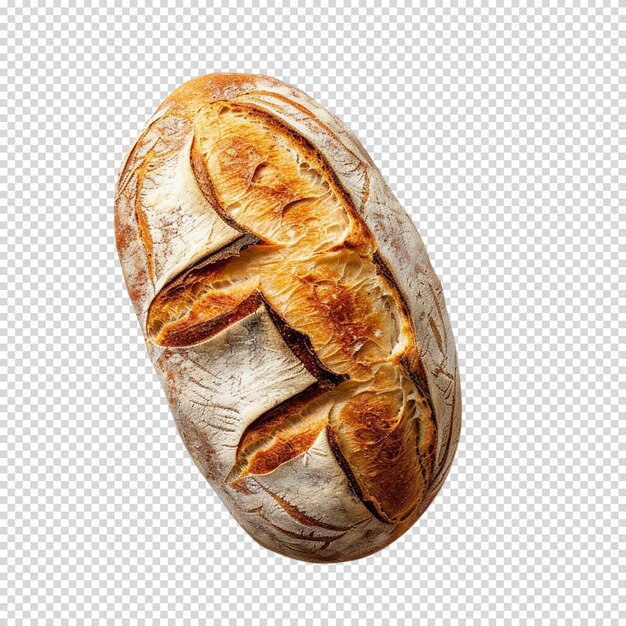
[114,73,461,562]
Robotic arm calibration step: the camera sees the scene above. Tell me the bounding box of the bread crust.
[115,73,461,562]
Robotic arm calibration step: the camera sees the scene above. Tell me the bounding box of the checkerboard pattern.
[1,1,623,623]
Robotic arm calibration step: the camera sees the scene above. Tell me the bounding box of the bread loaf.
[114,73,461,562]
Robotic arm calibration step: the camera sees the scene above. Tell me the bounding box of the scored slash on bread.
[115,74,461,562]
[146,99,434,523]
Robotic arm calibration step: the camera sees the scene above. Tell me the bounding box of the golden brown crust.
[146,100,434,521]
[115,73,461,562]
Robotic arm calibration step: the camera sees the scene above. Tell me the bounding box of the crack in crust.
[145,99,438,523]
[254,481,353,532]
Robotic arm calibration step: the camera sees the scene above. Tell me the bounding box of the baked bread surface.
[115,73,461,562]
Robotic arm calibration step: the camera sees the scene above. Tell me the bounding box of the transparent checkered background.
[1,1,623,623]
